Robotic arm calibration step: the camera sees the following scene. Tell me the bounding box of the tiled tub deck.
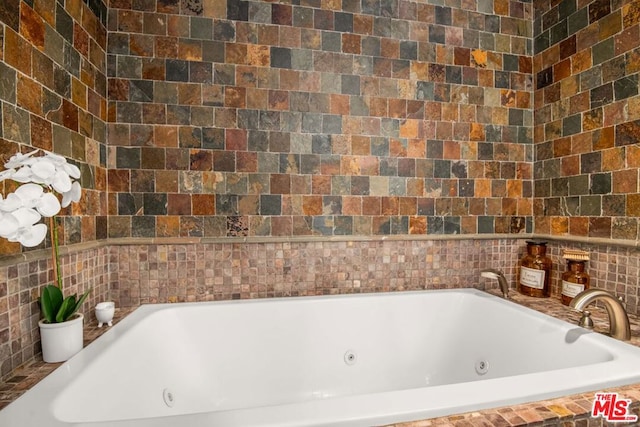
[1,292,639,426]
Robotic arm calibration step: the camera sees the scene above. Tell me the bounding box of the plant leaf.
[67,289,91,321]
[54,288,91,322]
[56,296,75,323]
[40,285,63,323]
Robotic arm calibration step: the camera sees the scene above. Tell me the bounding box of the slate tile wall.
[0,0,109,376]
[106,0,535,238]
[0,0,109,256]
[533,0,640,240]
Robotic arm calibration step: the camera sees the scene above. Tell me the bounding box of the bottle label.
[520,266,545,290]
[562,281,585,298]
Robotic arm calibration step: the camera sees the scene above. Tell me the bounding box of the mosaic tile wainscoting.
[2,235,640,386]
[0,246,110,380]
[109,237,524,306]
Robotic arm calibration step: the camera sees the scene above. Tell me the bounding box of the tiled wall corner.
[0,0,109,254]
[533,0,640,240]
[0,247,110,380]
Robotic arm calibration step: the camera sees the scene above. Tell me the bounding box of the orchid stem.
[49,216,62,289]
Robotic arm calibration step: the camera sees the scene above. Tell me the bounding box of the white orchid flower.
[13,223,48,247]
[11,166,35,183]
[4,149,38,169]
[29,159,56,182]
[63,163,81,179]
[0,207,47,247]
[52,169,72,193]
[14,183,61,217]
[61,181,82,208]
[14,183,44,208]
[43,152,81,179]
[0,169,15,182]
[0,149,82,248]
[14,206,42,226]
[0,211,19,239]
[0,193,22,212]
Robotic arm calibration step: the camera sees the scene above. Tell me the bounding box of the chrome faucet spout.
[481,268,509,299]
[569,289,631,341]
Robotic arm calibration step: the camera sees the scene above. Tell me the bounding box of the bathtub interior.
[45,289,619,424]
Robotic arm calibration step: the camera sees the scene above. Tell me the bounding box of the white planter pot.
[38,313,84,363]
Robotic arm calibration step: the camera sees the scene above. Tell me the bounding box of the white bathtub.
[3,289,640,426]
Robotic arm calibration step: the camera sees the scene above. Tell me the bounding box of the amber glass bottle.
[561,260,589,305]
[519,241,552,297]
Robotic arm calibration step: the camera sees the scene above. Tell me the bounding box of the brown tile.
[5,28,31,75]
[600,11,622,40]
[155,170,179,192]
[516,91,531,109]
[20,3,45,49]
[271,174,291,194]
[268,90,289,110]
[623,0,640,28]
[190,149,213,171]
[272,3,292,25]
[29,114,52,151]
[291,176,310,195]
[287,216,309,236]
[212,151,233,171]
[191,194,216,215]
[109,169,129,193]
[409,216,426,234]
[410,63,428,82]
[581,98,603,126]
[246,88,268,109]
[550,217,569,235]
[312,175,331,194]
[167,193,191,215]
[561,155,580,176]
[593,126,615,150]
[362,196,381,215]
[342,33,361,54]
[588,217,611,238]
[616,119,640,146]
[302,196,322,215]
[342,196,362,215]
[258,25,279,45]
[381,196,399,215]
[569,216,589,236]
[330,94,350,116]
[628,143,640,167]
[237,195,259,215]
[224,86,246,108]
[155,36,179,58]
[443,141,460,159]
[627,194,640,216]
[407,139,425,158]
[616,26,640,56]
[271,216,292,236]
[16,75,42,115]
[389,138,407,157]
[129,34,153,57]
[237,152,257,172]
[602,147,625,171]
[604,101,628,127]
[571,49,592,74]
